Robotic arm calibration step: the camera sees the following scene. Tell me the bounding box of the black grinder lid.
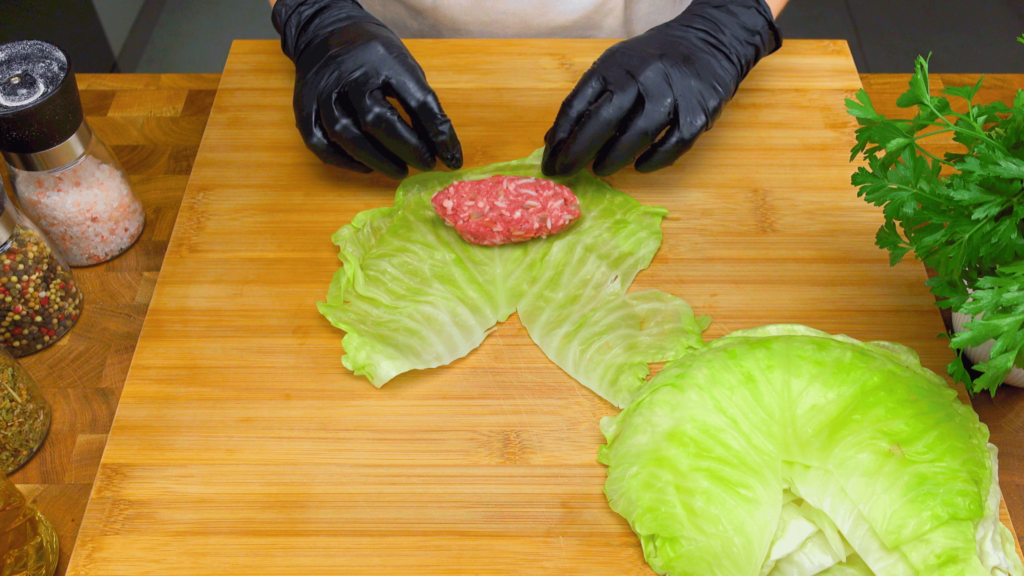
[0,40,83,155]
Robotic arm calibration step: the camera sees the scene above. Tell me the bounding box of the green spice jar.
[0,347,50,475]
[0,192,82,356]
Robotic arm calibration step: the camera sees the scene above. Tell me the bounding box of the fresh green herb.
[846,51,1024,395]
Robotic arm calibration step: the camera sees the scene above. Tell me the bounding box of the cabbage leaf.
[318,149,707,407]
[598,325,1021,576]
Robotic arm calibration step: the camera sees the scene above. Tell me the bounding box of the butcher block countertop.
[4,40,1024,575]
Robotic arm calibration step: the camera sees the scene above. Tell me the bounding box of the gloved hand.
[542,0,781,177]
[273,0,462,179]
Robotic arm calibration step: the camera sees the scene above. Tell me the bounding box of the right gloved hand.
[272,0,462,179]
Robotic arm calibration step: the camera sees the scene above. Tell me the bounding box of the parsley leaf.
[847,52,1024,396]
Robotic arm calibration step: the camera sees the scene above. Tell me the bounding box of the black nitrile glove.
[542,0,781,177]
[273,0,462,179]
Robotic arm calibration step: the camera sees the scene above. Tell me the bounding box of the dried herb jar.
[0,191,83,357]
[0,346,50,474]
[0,473,58,576]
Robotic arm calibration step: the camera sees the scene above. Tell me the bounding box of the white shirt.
[358,0,694,38]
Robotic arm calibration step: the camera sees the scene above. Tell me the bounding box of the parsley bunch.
[846,47,1024,395]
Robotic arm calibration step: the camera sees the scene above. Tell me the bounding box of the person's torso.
[357,0,694,38]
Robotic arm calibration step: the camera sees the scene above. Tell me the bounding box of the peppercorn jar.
[0,40,145,267]
[0,190,83,357]
[0,347,50,474]
[0,473,58,576]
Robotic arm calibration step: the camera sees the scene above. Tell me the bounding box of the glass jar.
[0,191,83,357]
[5,128,145,267]
[0,347,50,475]
[0,39,144,268]
[0,475,58,576]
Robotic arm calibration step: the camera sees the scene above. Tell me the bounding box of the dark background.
[1,0,1023,74]
[778,0,1024,74]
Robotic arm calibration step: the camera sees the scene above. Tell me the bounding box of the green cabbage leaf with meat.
[317,149,708,408]
[599,325,1023,576]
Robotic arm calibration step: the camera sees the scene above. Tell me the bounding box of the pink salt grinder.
[0,40,145,267]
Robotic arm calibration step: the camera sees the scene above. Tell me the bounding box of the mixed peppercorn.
[0,225,82,356]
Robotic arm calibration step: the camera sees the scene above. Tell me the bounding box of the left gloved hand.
[273,0,462,179]
[542,0,781,177]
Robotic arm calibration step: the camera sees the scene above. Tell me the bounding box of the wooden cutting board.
[66,39,1020,575]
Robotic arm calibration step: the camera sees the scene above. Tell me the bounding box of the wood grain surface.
[8,38,1024,569]
[1,73,218,576]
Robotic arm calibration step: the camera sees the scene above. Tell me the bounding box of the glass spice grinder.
[0,473,58,576]
[0,346,51,475]
[0,179,83,357]
[0,349,55,575]
[0,40,145,267]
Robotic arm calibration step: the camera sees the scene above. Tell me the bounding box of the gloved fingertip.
[429,133,459,169]
[633,150,674,173]
[632,161,662,174]
[540,147,560,177]
[592,162,619,178]
[405,139,437,172]
[307,138,374,173]
[326,155,374,173]
[408,154,435,173]
[634,123,702,173]
[545,159,579,178]
[543,129,566,158]
[426,125,460,170]
[541,135,576,176]
[443,152,463,170]
[633,142,691,173]
[592,148,632,177]
[384,164,410,180]
[557,149,590,177]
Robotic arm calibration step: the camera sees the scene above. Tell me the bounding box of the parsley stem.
[888,116,1004,151]
[914,145,956,168]
[906,128,958,167]
[883,181,946,204]
[911,128,955,140]
[889,119,950,128]
[925,101,1009,154]
[956,219,990,253]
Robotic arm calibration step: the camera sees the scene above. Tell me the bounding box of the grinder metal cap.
[0,40,90,171]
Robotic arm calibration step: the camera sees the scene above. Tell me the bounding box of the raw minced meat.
[431,175,581,246]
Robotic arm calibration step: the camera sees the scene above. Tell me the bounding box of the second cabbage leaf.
[599,325,1022,576]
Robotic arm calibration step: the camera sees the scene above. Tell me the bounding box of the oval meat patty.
[431,175,582,246]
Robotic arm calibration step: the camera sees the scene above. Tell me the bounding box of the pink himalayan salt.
[15,155,144,266]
